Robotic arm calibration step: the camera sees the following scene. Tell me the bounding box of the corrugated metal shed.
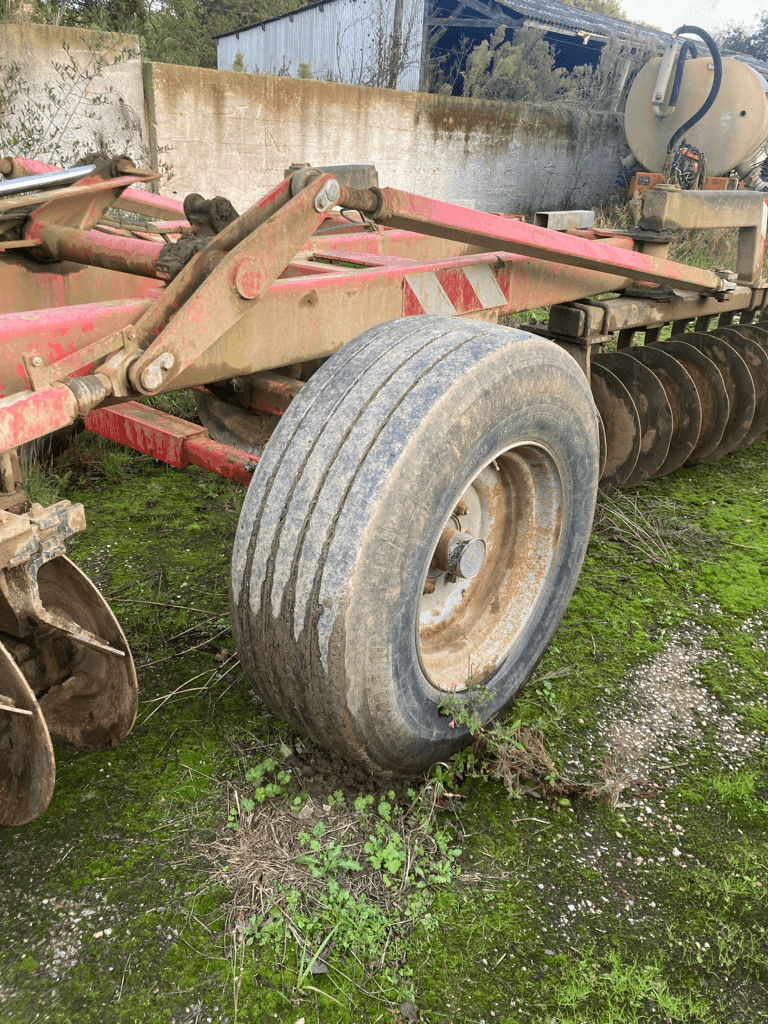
[216,0,768,92]
[216,0,426,91]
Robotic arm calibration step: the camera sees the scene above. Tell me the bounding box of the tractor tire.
[230,315,600,774]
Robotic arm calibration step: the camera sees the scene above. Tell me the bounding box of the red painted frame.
[2,164,765,486]
[84,403,258,485]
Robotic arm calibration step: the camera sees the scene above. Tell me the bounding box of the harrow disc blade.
[596,411,608,482]
[653,340,729,464]
[592,351,672,487]
[735,324,768,350]
[676,333,755,460]
[736,325,768,441]
[590,361,641,494]
[21,557,138,752]
[710,328,768,450]
[0,639,55,827]
[622,344,702,476]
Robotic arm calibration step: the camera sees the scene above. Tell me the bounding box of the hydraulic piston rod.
[0,163,97,197]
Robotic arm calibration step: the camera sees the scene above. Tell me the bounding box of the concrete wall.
[0,24,147,165]
[144,63,625,215]
[0,23,625,215]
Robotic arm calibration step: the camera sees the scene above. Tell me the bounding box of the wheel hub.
[417,444,563,694]
[432,527,486,580]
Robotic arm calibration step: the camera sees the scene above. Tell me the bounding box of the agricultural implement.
[1,154,767,826]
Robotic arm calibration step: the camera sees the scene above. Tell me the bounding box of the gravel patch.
[604,623,767,778]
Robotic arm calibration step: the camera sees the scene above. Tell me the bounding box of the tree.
[457,26,656,112]
[461,25,578,103]
[564,0,628,19]
[570,32,657,111]
[716,12,768,61]
[337,0,423,89]
[56,0,306,68]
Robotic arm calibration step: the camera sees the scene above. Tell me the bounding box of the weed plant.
[0,36,142,166]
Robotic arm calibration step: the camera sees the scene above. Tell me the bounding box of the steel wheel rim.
[416,443,563,693]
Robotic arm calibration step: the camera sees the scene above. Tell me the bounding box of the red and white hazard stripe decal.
[403,264,507,316]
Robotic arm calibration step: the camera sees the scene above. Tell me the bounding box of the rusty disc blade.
[590,361,641,494]
[0,638,55,826]
[676,333,755,460]
[709,328,768,449]
[592,351,672,487]
[596,410,608,482]
[736,325,768,441]
[19,556,139,752]
[653,340,729,464]
[733,323,768,347]
[622,345,701,477]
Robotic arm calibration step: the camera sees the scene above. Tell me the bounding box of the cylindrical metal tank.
[625,54,768,184]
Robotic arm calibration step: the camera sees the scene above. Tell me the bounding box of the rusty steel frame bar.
[640,187,768,284]
[29,225,167,280]
[0,241,637,404]
[0,253,162,318]
[237,372,305,417]
[1,241,762,451]
[84,403,258,485]
[547,284,766,339]
[0,297,156,398]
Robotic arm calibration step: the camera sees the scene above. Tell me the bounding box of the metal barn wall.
[216,0,425,91]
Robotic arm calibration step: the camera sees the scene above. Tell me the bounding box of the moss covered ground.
[2,420,767,1023]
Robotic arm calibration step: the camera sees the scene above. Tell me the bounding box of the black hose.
[666,26,722,155]
[669,39,698,108]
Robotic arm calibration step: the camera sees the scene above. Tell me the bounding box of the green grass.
[2,420,768,1022]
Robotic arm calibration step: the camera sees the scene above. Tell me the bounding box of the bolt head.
[314,179,341,213]
[234,256,266,300]
[31,356,43,367]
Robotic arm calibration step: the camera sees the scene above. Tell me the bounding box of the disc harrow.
[0,502,137,825]
[1,155,767,821]
[589,318,768,495]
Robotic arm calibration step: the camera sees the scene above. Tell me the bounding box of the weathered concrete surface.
[0,24,146,165]
[0,26,624,214]
[144,63,625,214]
